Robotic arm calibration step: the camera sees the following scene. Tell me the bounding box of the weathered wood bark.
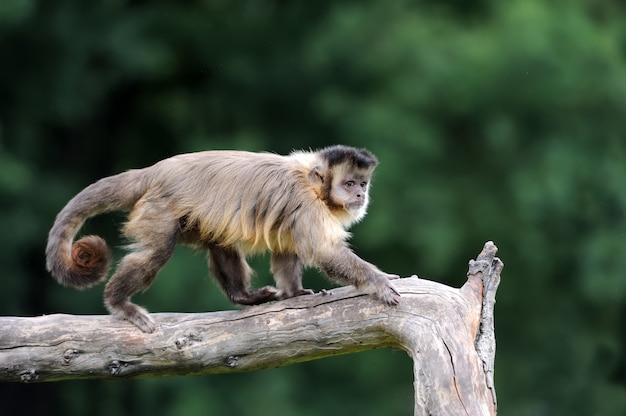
[0,241,502,416]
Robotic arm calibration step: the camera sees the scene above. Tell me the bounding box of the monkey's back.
[136,150,342,256]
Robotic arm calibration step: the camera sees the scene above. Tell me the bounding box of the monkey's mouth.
[346,201,365,210]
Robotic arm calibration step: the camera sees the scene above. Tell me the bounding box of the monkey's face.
[329,171,371,213]
[309,160,375,227]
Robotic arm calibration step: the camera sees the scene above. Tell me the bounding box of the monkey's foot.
[108,302,157,333]
[231,286,281,305]
[127,311,157,333]
[279,288,315,300]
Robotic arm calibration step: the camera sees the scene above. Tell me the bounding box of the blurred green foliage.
[1,0,625,415]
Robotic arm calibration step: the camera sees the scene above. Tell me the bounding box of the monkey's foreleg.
[318,247,400,306]
[270,253,315,299]
[208,245,280,305]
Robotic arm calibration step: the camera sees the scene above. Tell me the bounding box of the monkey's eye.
[345,181,355,187]
[360,182,367,188]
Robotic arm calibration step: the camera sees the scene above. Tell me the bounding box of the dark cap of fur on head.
[319,145,378,170]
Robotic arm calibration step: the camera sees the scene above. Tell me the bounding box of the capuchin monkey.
[46,145,400,332]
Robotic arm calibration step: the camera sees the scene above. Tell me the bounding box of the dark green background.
[1,1,625,415]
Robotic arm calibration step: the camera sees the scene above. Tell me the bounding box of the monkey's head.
[308,145,378,227]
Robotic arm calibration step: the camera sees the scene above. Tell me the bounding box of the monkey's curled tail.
[45,170,147,289]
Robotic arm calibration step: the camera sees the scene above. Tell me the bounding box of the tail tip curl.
[49,235,112,289]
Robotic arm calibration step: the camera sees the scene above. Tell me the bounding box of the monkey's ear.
[308,165,325,184]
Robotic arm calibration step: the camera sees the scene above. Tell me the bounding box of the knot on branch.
[19,369,38,383]
[225,355,241,368]
[63,349,80,364]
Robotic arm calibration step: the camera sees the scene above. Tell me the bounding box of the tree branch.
[0,241,502,416]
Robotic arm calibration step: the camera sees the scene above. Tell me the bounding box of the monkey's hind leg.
[104,219,179,333]
[208,244,280,305]
[270,253,314,299]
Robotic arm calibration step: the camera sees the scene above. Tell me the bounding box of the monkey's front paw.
[374,281,401,306]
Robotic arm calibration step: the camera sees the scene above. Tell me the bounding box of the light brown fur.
[46,145,399,332]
